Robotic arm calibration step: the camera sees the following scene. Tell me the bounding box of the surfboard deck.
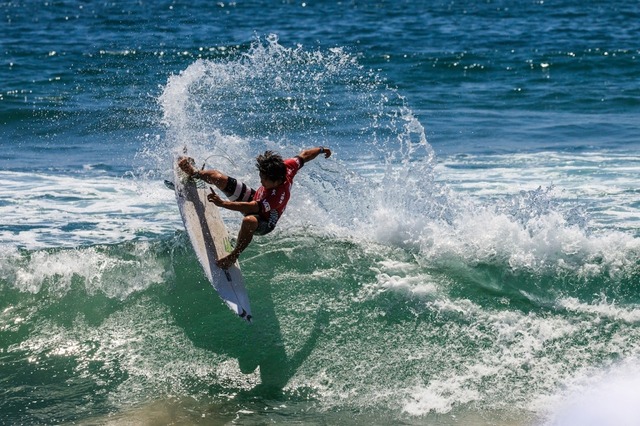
[173,158,252,322]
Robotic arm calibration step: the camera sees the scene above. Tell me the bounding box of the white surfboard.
[173,158,252,322]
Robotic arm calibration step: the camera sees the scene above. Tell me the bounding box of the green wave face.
[1,231,638,424]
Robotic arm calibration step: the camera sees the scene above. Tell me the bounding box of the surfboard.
[173,158,252,322]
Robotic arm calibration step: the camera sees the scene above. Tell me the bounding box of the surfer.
[178,147,332,269]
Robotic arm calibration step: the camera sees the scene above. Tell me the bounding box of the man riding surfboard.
[178,146,332,269]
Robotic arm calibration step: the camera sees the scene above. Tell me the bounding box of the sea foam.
[543,361,640,426]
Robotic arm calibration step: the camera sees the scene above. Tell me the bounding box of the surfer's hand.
[322,147,332,158]
[178,156,196,176]
[207,188,225,206]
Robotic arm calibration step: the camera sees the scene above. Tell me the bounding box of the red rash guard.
[253,157,303,229]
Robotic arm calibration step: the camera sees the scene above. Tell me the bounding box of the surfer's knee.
[236,216,259,249]
[241,214,259,231]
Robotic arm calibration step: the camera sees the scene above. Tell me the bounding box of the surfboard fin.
[164,180,175,190]
[239,309,252,323]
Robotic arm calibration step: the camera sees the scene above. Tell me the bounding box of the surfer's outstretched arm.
[298,146,332,163]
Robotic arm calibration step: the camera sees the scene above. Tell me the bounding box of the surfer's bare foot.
[217,253,239,270]
[178,156,196,176]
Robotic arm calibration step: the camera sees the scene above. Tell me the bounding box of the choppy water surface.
[1,1,639,424]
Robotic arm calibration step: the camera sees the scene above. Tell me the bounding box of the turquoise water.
[1,1,639,424]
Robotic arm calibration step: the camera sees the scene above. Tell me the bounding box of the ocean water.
[1,1,639,425]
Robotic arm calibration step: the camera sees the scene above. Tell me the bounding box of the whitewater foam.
[0,171,178,249]
[543,361,640,426]
[2,242,168,300]
[154,36,640,294]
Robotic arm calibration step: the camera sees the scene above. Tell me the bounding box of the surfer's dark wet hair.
[256,150,286,182]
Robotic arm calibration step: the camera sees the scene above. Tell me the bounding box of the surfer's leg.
[200,169,230,191]
[235,215,259,254]
[217,215,259,269]
[178,157,230,191]
[221,177,256,202]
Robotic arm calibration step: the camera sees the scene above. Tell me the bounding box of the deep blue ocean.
[1,1,639,425]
